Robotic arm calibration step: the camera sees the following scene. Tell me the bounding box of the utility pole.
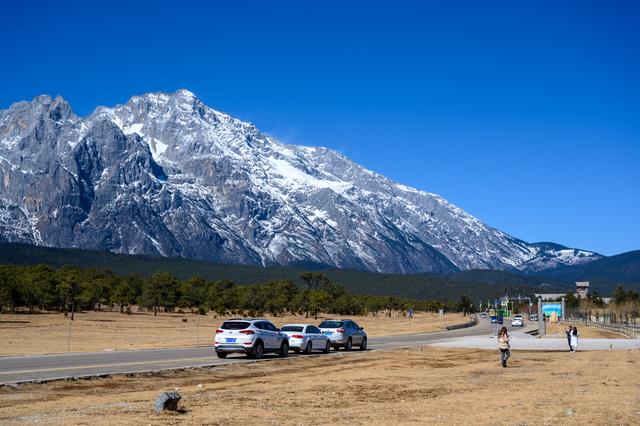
[67,319,72,352]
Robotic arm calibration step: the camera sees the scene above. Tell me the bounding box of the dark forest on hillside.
[0,243,577,301]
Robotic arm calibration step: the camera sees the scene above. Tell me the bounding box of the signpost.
[537,297,545,336]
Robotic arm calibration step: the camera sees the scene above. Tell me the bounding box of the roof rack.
[226,317,267,321]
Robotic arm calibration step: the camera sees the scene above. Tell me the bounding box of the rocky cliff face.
[0,90,602,273]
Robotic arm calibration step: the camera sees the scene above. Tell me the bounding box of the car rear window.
[221,321,250,330]
[281,326,304,332]
[261,322,278,331]
[319,320,343,328]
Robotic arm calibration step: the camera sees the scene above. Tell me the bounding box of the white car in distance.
[280,324,331,354]
[511,315,524,327]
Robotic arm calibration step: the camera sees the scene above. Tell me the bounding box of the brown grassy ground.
[0,310,466,356]
[1,347,638,425]
[544,322,628,339]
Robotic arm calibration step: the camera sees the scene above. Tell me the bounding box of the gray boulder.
[154,391,181,413]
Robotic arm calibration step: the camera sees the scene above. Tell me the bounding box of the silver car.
[281,324,331,354]
[318,319,367,351]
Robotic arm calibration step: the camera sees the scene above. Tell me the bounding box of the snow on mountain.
[515,242,602,272]
[0,90,603,273]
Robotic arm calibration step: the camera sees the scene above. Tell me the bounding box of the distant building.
[533,293,566,301]
[576,281,589,299]
[535,282,591,301]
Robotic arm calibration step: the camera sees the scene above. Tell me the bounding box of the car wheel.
[216,351,227,359]
[345,338,352,351]
[359,337,367,351]
[304,341,312,355]
[279,341,289,357]
[324,340,331,353]
[250,341,264,359]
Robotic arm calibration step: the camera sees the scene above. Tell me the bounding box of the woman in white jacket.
[570,326,579,352]
[497,327,510,367]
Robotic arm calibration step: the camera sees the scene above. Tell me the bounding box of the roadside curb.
[445,315,478,331]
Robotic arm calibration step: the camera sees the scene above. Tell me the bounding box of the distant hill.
[0,243,567,302]
[534,250,640,294]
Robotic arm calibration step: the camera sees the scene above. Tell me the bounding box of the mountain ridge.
[534,250,640,285]
[0,90,603,273]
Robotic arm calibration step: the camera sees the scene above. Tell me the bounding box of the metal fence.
[565,319,638,339]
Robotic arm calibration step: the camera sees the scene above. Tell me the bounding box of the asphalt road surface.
[0,317,523,385]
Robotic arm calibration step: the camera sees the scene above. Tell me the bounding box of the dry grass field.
[0,310,466,356]
[1,347,638,425]
[544,322,628,339]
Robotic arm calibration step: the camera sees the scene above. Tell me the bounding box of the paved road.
[0,317,507,385]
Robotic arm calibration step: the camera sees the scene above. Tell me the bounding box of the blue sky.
[1,0,638,255]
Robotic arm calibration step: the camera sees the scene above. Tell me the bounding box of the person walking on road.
[497,326,511,367]
[570,326,580,352]
[565,325,573,352]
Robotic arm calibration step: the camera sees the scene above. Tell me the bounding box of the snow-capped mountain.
[0,90,603,273]
[516,242,602,272]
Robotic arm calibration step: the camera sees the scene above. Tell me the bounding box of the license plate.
[226,338,237,343]
[324,331,333,335]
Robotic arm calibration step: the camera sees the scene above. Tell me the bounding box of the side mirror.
[359,327,364,330]
[276,328,281,332]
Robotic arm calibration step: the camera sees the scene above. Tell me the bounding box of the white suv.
[215,319,289,359]
[511,315,524,327]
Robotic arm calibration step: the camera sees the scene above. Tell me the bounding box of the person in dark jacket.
[570,326,580,352]
[565,325,573,352]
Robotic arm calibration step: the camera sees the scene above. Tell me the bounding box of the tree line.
[0,266,465,318]
[565,286,639,325]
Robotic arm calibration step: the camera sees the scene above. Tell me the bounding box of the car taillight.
[239,330,255,335]
[216,329,224,334]
[292,334,304,339]
[336,328,345,333]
